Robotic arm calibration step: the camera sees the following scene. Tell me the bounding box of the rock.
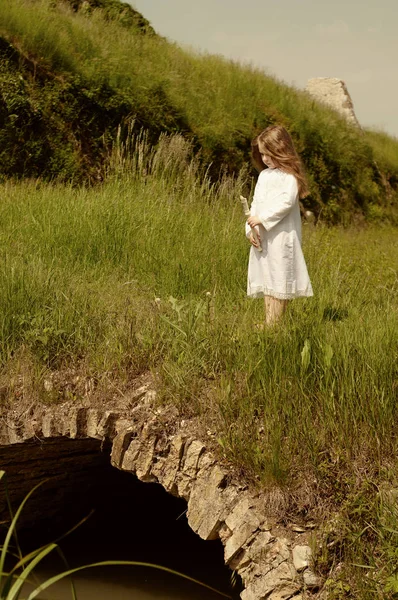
[176,440,206,499]
[96,410,119,439]
[111,429,136,468]
[187,465,236,540]
[156,434,186,494]
[306,77,360,126]
[241,562,299,600]
[69,407,87,439]
[292,545,312,572]
[291,524,307,533]
[303,569,322,588]
[268,588,302,600]
[86,409,101,438]
[43,378,53,392]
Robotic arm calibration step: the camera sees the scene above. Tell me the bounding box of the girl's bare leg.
[264,295,289,325]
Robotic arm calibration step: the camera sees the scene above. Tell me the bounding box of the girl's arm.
[255,173,299,231]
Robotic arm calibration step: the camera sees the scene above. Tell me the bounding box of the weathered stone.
[86,409,101,438]
[176,440,206,499]
[96,411,119,439]
[231,529,275,573]
[268,587,302,600]
[303,569,321,588]
[7,420,25,445]
[224,496,264,563]
[292,545,312,573]
[0,422,10,445]
[114,418,133,435]
[158,435,186,494]
[143,389,157,405]
[291,524,307,533]
[110,429,136,468]
[23,419,36,440]
[128,384,150,404]
[150,455,167,483]
[306,78,360,126]
[196,449,216,472]
[241,562,298,600]
[42,413,60,438]
[121,438,142,472]
[187,466,236,540]
[183,440,206,478]
[135,437,157,481]
[69,407,87,439]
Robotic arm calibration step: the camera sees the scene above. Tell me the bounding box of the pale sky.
[130,0,398,138]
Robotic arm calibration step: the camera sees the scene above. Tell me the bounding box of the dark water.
[20,461,238,600]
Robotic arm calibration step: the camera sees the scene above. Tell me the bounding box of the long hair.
[251,125,309,198]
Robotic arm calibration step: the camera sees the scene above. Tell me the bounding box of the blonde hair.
[252,125,309,198]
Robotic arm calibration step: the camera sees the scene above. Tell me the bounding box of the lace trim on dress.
[248,286,313,300]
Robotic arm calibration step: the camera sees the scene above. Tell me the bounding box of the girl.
[245,125,313,326]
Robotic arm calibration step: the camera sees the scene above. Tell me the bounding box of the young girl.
[245,125,313,326]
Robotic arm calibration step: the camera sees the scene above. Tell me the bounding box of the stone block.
[136,437,157,481]
[86,409,101,438]
[42,413,59,438]
[6,420,25,445]
[187,467,237,541]
[96,411,119,439]
[224,512,262,563]
[111,429,136,468]
[231,530,275,575]
[268,586,302,600]
[121,438,142,472]
[303,569,321,588]
[69,407,87,439]
[292,545,312,572]
[241,562,298,600]
[157,435,186,494]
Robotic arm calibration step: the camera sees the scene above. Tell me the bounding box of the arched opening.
[0,437,240,599]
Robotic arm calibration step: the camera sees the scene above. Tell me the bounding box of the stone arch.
[0,398,318,600]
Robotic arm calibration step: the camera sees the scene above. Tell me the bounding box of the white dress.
[245,168,313,300]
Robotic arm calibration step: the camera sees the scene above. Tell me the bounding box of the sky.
[129,0,398,138]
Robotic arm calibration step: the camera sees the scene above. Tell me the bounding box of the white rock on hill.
[306,77,360,127]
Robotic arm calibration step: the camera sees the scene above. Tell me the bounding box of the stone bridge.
[0,387,321,600]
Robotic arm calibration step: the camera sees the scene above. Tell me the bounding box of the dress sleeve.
[244,175,263,238]
[256,173,299,231]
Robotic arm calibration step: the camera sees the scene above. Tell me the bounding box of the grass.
[1,133,397,599]
[0,0,398,219]
[0,133,396,478]
[0,132,396,596]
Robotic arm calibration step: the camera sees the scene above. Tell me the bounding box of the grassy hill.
[0,0,397,222]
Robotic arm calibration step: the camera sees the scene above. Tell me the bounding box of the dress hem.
[247,287,313,300]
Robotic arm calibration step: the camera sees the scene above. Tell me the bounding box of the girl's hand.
[247,215,262,228]
[249,231,260,248]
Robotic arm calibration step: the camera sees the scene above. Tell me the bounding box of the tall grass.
[1,0,398,217]
[0,132,396,474]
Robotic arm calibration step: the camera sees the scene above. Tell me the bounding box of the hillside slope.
[0,0,397,222]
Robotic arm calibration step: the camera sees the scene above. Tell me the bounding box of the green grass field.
[0,134,397,600]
